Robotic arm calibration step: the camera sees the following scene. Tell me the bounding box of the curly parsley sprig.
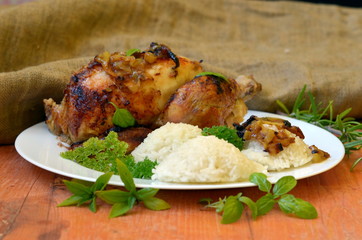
[276,85,362,170]
[202,126,244,150]
[60,131,157,179]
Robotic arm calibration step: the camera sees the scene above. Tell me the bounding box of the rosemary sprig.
[276,85,362,170]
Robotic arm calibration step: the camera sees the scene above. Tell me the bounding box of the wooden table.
[0,144,361,240]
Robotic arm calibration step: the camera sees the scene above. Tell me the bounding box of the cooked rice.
[242,137,313,171]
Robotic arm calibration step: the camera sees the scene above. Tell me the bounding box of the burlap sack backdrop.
[0,0,361,144]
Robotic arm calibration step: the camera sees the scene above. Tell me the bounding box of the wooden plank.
[1,145,362,239]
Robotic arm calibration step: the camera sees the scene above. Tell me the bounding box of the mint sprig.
[58,160,170,218]
[96,160,170,218]
[251,173,317,219]
[57,172,113,212]
[200,173,318,224]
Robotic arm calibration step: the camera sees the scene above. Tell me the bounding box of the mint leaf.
[205,197,226,213]
[110,102,136,128]
[71,179,93,187]
[58,172,113,212]
[221,196,244,224]
[239,196,258,220]
[255,193,276,216]
[90,172,113,192]
[273,176,297,196]
[249,173,272,193]
[89,197,97,212]
[96,189,132,204]
[109,202,133,218]
[143,197,171,211]
[62,180,92,197]
[57,195,84,207]
[278,194,318,219]
[135,188,159,200]
[116,159,136,193]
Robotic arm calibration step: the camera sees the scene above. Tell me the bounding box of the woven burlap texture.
[1,0,361,144]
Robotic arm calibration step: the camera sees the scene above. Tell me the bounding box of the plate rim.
[15,110,345,190]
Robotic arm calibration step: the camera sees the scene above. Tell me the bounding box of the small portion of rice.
[131,122,202,163]
[242,137,313,171]
[151,135,267,183]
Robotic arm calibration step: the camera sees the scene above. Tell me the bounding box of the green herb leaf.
[109,201,132,218]
[272,176,297,196]
[61,132,129,174]
[89,197,97,212]
[277,84,362,168]
[130,158,158,179]
[199,198,213,205]
[239,196,258,220]
[221,196,244,224]
[202,174,318,224]
[143,197,171,211]
[255,193,276,216]
[135,188,159,200]
[116,159,136,193]
[71,179,94,187]
[205,197,226,213]
[96,189,132,204]
[90,172,113,192]
[109,102,136,128]
[61,131,156,179]
[249,173,272,193]
[195,72,229,83]
[62,180,92,197]
[128,196,137,209]
[126,48,141,56]
[58,172,113,212]
[57,195,84,207]
[276,99,290,115]
[350,157,362,171]
[202,126,244,150]
[278,194,318,219]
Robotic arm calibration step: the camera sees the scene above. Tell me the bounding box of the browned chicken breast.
[156,74,252,128]
[44,43,261,145]
[44,43,203,143]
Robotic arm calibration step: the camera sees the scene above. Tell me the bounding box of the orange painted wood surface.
[0,145,361,240]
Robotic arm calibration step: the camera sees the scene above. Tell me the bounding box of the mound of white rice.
[152,135,266,182]
[242,137,313,171]
[132,122,202,163]
[131,123,266,183]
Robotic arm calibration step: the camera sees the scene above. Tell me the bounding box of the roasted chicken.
[156,75,249,127]
[44,43,261,145]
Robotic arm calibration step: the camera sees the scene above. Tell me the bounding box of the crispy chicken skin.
[44,43,261,144]
[44,43,203,143]
[156,75,248,128]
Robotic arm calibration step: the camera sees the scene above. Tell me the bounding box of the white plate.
[15,110,345,190]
